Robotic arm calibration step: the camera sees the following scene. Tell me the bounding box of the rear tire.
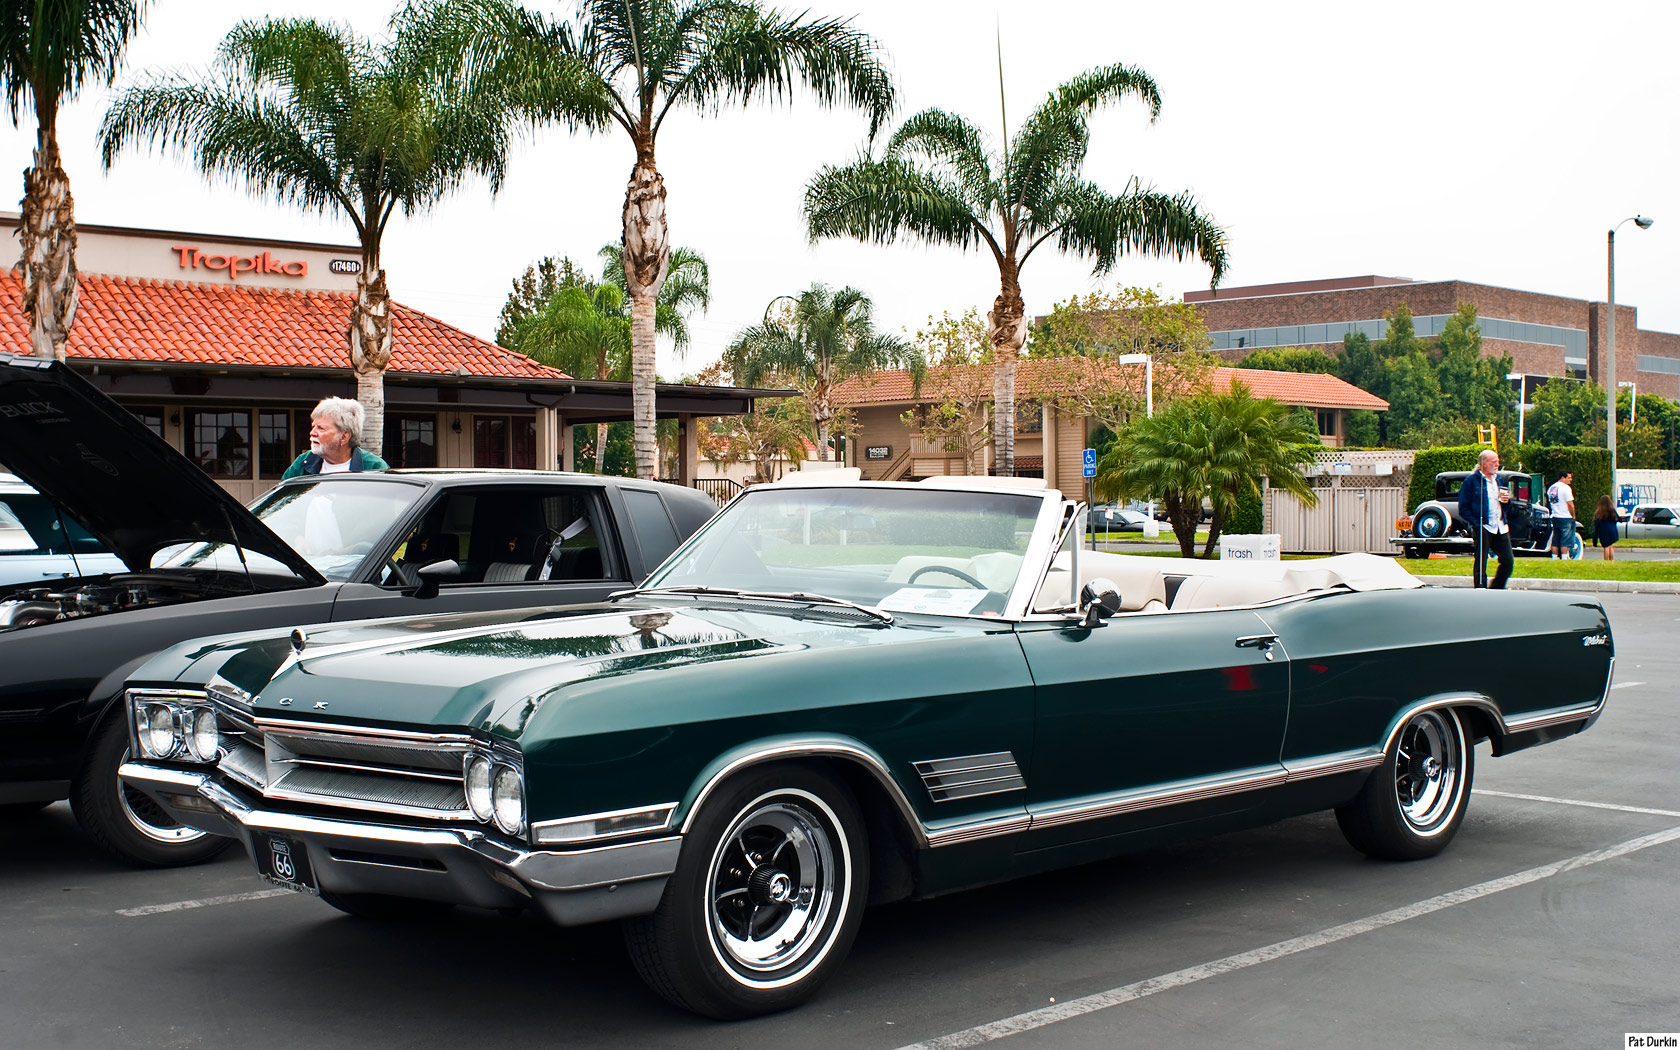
[624,765,869,1019]
[1337,707,1473,861]
[71,707,232,868]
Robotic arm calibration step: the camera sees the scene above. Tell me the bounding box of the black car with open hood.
[0,353,719,867]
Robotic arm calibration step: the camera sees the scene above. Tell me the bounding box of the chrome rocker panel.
[119,762,678,926]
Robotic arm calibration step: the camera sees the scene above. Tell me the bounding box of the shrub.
[1512,445,1611,521]
[1406,445,1484,510]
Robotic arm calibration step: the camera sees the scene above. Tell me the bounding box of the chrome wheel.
[1393,711,1463,834]
[705,790,844,985]
[117,745,209,844]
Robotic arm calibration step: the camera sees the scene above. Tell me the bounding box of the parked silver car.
[0,473,125,587]
[1625,503,1680,539]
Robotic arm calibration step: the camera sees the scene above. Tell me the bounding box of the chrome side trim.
[925,814,1033,848]
[1501,703,1605,733]
[681,740,930,848]
[1280,750,1384,780]
[913,751,1027,802]
[1030,765,1289,831]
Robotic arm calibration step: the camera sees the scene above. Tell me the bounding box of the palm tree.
[805,63,1229,476]
[1096,382,1318,558]
[2,0,147,360]
[98,4,599,455]
[723,283,921,461]
[510,0,896,479]
[515,244,708,473]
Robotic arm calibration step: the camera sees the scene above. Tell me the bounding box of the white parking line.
[892,823,1680,1050]
[1475,788,1680,819]
[1612,681,1646,689]
[117,889,292,917]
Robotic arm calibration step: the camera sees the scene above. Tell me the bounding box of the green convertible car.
[119,472,1613,1018]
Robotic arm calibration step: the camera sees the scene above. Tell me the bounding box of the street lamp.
[1618,381,1637,427]
[1607,214,1654,504]
[1505,372,1530,445]
[1113,353,1156,536]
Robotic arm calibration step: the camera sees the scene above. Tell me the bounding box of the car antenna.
[218,504,257,592]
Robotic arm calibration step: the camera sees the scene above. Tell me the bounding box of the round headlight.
[141,704,178,759]
[492,765,525,835]
[464,754,493,822]
[187,708,221,762]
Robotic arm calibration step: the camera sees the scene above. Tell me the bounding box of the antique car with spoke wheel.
[120,470,1612,1017]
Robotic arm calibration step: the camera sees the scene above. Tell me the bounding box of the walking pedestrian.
[1456,449,1513,589]
[1593,495,1620,561]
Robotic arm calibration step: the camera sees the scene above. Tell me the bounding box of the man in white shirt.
[1546,471,1575,559]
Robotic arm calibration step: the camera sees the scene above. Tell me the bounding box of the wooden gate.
[1268,486,1408,554]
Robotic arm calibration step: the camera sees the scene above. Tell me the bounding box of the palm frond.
[884,108,997,211]
[655,2,895,139]
[804,154,993,256]
[2,0,147,123]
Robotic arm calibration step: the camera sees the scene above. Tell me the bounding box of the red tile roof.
[832,358,1388,411]
[0,270,570,381]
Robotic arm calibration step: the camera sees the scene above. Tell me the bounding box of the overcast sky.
[6,0,1678,380]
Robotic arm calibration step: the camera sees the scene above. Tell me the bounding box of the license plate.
[255,833,318,895]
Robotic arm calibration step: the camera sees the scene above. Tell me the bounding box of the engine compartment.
[0,573,248,629]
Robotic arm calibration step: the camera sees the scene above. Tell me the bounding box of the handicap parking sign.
[1082,448,1096,478]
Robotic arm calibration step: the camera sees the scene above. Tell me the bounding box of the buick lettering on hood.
[120,471,1613,1018]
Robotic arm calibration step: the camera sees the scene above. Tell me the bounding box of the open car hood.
[0,354,324,583]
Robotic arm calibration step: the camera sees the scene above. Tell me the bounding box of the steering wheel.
[907,564,987,589]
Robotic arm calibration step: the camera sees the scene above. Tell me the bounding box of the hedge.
[1229,485,1264,535]
[1405,443,1611,521]
[1406,445,1483,510]
[1512,445,1611,522]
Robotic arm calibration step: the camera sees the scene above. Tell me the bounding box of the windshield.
[156,478,423,581]
[643,485,1046,617]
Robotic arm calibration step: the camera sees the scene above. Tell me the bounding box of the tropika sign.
[173,246,307,280]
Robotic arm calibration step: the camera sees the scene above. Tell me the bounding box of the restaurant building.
[833,360,1387,492]
[2,214,774,501]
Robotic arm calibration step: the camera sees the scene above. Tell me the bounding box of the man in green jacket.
[281,397,389,478]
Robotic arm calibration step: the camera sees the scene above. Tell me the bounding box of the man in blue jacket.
[1457,448,1513,588]
[282,397,389,478]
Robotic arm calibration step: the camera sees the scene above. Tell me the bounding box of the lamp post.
[1506,372,1530,445]
[1618,381,1636,427]
[1607,215,1654,505]
[1114,353,1156,536]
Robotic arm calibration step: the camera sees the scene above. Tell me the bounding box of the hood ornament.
[290,628,307,653]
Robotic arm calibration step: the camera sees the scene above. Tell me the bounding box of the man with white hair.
[281,397,389,478]
[1455,447,1513,588]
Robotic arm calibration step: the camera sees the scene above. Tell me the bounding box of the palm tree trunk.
[595,422,609,472]
[622,141,670,480]
[987,265,1028,476]
[19,121,78,361]
[812,376,832,461]
[348,266,393,457]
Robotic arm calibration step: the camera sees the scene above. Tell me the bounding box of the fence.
[1263,450,1414,554]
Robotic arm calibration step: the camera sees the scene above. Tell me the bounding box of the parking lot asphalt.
[2,593,1675,1050]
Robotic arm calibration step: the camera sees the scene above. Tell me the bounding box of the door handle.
[1235,633,1280,660]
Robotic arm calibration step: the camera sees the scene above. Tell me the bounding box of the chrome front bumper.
[120,762,679,926]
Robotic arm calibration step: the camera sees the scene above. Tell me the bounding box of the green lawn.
[1403,557,1680,583]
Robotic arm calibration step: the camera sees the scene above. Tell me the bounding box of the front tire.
[625,765,869,1019]
[71,707,232,868]
[1337,707,1473,860]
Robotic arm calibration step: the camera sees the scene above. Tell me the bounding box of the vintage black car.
[1395,469,1555,558]
[0,353,717,865]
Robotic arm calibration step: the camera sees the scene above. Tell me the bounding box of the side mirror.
[1077,577,1121,629]
[413,559,460,600]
